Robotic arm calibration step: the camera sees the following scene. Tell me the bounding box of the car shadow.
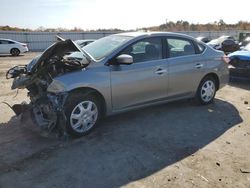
[0,98,243,187]
[0,54,24,57]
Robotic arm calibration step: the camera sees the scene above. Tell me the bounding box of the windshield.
[82,35,132,60]
[65,51,88,61]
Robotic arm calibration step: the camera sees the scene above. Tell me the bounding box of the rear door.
[110,37,168,110]
[166,37,205,97]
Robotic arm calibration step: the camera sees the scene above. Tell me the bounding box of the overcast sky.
[1,0,250,30]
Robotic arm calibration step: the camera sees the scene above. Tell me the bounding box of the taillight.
[222,55,230,64]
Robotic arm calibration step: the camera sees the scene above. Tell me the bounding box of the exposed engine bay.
[6,39,91,137]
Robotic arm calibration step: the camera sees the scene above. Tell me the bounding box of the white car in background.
[0,39,29,56]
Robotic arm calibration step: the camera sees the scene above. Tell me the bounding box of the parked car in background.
[239,37,250,47]
[228,43,250,80]
[75,39,95,48]
[6,32,229,137]
[207,36,239,53]
[0,38,28,56]
[196,36,210,43]
[239,32,250,44]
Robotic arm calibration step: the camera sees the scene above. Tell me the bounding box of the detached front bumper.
[32,92,69,133]
[6,91,69,138]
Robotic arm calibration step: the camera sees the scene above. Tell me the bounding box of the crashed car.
[207,36,239,54]
[228,43,250,80]
[6,32,229,137]
[6,40,92,136]
[239,36,250,47]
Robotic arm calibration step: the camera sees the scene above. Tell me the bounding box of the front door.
[110,37,168,110]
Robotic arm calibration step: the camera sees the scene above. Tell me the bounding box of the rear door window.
[167,38,196,58]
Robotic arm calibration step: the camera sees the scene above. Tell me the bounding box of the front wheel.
[196,76,216,105]
[64,92,101,137]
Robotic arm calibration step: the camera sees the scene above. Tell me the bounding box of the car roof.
[0,38,19,43]
[115,31,195,40]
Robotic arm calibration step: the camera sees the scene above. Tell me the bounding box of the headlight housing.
[47,80,66,93]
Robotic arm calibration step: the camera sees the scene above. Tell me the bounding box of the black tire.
[10,48,20,56]
[64,92,101,137]
[196,76,217,105]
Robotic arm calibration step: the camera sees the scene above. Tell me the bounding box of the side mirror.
[116,54,133,65]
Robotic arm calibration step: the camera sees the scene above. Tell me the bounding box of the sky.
[0,0,250,30]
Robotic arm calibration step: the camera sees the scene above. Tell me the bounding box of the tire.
[10,48,20,56]
[64,92,101,137]
[196,76,216,105]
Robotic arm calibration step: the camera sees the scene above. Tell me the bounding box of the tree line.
[142,20,250,31]
[1,20,250,32]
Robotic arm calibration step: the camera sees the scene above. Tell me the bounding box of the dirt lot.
[0,53,249,188]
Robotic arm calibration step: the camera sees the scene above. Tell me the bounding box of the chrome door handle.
[195,63,203,69]
[155,69,167,75]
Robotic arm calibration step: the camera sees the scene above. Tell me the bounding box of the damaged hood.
[27,39,93,73]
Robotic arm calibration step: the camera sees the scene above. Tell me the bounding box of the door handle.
[155,68,167,75]
[195,63,203,69]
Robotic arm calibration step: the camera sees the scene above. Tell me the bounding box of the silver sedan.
[8,32,229,137]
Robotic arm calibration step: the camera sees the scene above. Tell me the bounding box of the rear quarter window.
[197,43,206,54]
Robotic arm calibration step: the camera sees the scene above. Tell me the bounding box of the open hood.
[27,39,91,73]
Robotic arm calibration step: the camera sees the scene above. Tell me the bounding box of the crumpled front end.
[6,39,90,137]
[31,92,68,136]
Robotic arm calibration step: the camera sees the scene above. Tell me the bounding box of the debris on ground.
[197,174,209,182]
[240,169,250,174]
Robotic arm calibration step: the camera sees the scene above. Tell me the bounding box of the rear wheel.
[64,92,101,137]
[10,48,20,56]
[196,76,216,105]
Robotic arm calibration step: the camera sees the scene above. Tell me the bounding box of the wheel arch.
[68,87,107,116]
[201,73,220,91]
[10,47,20,55]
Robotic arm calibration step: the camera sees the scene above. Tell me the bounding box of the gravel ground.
[0,53,249,188]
